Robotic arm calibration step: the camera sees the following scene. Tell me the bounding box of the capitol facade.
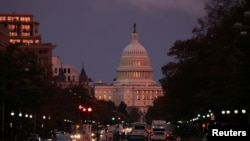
[94,25,163,115]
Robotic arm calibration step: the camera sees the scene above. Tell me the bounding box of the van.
[130,122,147,137]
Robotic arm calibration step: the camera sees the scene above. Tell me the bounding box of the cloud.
[122,0,206,16]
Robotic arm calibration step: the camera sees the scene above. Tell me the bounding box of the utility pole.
[1,97,5,141]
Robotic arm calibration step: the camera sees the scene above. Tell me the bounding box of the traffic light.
[112,117,115,121]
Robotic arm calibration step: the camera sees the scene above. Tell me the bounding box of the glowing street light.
[221,110,225,115]
[19,112,22,117]
[10,111,14,116]
[234,11,250,35]
[234,109,238,114]
[241,109,247,114]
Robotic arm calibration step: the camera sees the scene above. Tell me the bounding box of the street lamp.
[243,11,250,18]
[234,11,250,35]
[10,111,14,116]
[234,109,238,114]
[221,110,226,115]
[18,112,22,117]
[241,109,247,114]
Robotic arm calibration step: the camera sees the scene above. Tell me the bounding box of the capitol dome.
[122,35,148,57]
[114,24,156,85]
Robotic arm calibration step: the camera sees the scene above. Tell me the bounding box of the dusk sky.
[1,0,207,84]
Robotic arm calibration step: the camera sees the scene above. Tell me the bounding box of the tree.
[117,101,129,122]
[157,0,250,122]
[92,100,116,125]
[0,44,45,112]
[128,107,141,122]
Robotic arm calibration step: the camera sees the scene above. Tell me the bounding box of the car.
[150,131,166,141]
[54,133,72,141]
[28,133,41,141]
[127,135,147,141]
[48,131,72,141]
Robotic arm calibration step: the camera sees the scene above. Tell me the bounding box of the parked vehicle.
[54,133,72,141]
[48,130,72,141]
[150,131,166,141]
[28,133,41,141]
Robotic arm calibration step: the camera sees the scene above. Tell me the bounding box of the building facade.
[0,13,41,44]
[0,24,9,50]
[94,25,163,116]
[0,13,56,78]
[52,56,80,88]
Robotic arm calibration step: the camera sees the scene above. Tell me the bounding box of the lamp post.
[1,89,26,140]
[234,10,250,124]
[234,11,250,35]
[1,96,4,140]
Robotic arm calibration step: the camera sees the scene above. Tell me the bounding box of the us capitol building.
[94,24,163,116]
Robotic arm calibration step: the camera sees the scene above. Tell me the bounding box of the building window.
[68,68,70,73]
[20,17,31,22]
[39,50,47,54]
[68,76,70,81]
[10,39,20,43]
[0,16,6,21]
[35,40,40,43]
[39,58,48,66]
[9,32,17,36]
[55,68,58,73]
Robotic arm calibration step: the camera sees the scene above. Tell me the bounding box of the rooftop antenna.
[133,23,137,33]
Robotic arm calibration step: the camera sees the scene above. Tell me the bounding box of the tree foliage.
[92,100,117,125]
[155,0,250,122]
[0,44,45,112]
[128,106,141,122]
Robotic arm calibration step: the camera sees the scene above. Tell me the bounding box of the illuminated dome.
[114,24,156,85]
[122,34,148,57]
